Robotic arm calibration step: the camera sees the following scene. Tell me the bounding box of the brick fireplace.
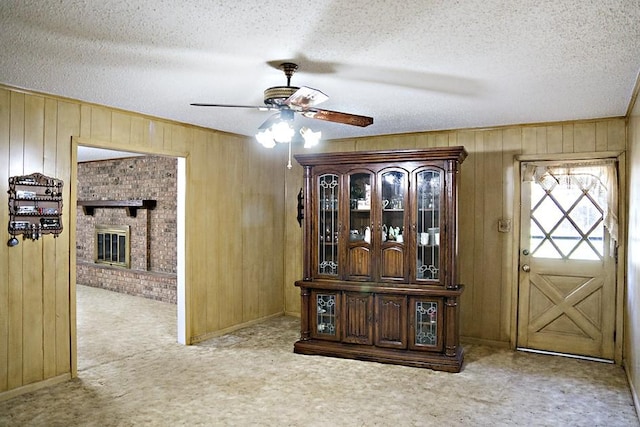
[76,156,177,303]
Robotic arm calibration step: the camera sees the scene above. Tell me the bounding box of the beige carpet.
[0,285,638,426]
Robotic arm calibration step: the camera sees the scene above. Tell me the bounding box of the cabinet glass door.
[409,297,443,351]
[416,169,442,281]
[311,291,341,341]
[380,170,407,280]
[317,174,339,276]
[347,172,372,279]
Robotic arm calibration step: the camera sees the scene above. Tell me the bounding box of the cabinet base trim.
[294,339,463,372]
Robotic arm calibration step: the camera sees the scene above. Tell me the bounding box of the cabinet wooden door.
[310,290,341,341]
[413,167,445,284]
[342,292,373,344]
[315,173,341,279]
[374,295,407,349]
[346,170,374,281]
[408,297,443,351]
[378,168,409,282]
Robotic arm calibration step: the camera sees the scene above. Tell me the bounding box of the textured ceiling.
[1,1,639,141]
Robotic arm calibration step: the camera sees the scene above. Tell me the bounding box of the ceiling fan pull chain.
[287,138,293,170]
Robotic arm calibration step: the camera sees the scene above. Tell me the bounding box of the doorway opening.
[74,145,187,373]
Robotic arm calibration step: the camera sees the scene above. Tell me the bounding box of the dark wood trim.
[295,146,468,166]
[78,199,157,217]
[294,339,463,372]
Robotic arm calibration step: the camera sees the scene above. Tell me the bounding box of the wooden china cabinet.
[294,147,467,372]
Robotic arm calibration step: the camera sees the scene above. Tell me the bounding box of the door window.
[524,161,618,261]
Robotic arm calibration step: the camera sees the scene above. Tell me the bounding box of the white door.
[517,160,617,360]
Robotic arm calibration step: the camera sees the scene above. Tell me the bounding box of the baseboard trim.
[0,373,71,403]
[460,336,511,348]
[189,312,285,344]
[283,311,300,318]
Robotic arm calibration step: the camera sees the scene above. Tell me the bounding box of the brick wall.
[76,156,177,303]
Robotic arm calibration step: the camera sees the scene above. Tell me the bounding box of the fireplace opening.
[95,225,130,268]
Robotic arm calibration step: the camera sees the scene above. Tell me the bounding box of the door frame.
[70,136,190,377]
[511,150,626,364]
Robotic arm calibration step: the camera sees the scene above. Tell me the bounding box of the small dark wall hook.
[297,188,304,227]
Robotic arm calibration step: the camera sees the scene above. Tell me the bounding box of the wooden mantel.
[78,200,157,217]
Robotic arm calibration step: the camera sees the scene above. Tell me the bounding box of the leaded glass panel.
[318,174,339,275]
[416,170,441,280]
[316,294,337,336]
[381,170,406,244]
[415,301,438,346]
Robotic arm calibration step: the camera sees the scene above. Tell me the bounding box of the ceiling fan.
[191,62,374,131]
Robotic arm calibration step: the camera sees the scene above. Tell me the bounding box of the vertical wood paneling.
[216,134,242,328]
[42,98,58,379]
[535,127,547,154]
[90,107,111,142]
[481,131,504,341]
[130,116,145,146]
[457,131,477,337]
[0,89,11,392]
[521,127,537,155]
[111,112,131,144]
[79,105,91,138]
[22,95,45,384]
[575,122,596,153]
[188,130,208,337]
[8,91,25,389]
[608,119,626,151]
[596,121,608,152]
[562,124,574,153]
[470,132,486,338]
[547,126,563,154]
[626,106,640,416]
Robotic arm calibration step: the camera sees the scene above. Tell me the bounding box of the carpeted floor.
[0,285,638,426]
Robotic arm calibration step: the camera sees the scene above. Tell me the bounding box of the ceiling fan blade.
[284,86,328,110]
[190,103,277,111]
[301,108,373,127]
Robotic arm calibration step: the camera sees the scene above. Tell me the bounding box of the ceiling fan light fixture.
[272,120,295,143]
[256,128,276,148]
[300,127,321,148]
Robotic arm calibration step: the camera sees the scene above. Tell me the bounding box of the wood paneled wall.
[284,118,626,345]
[0,81,632,400]
[626,102,640,414]
[0,86,287,397]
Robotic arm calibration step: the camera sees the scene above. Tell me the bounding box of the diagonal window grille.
[528,166,610,261]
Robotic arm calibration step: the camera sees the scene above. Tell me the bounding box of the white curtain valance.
[522,159,618,244]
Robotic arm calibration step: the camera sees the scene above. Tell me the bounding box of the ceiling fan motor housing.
[264,86,299,106]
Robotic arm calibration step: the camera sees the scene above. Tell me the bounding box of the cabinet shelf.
[15,196,62,202]
[78,199,157,217]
